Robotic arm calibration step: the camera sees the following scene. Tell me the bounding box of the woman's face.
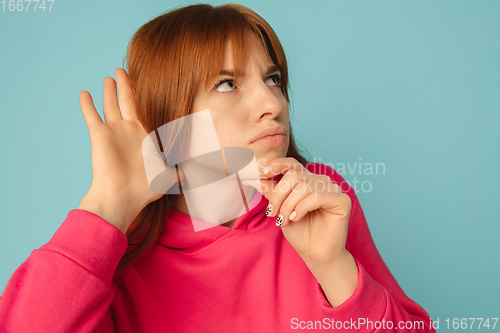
[190,33,290,173]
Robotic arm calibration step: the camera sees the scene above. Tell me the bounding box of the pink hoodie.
[0,162,435,332]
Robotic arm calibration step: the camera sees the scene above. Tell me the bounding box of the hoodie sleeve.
[305,162,435,332]
[0,209,128,333]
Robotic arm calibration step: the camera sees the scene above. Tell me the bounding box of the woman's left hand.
[259,157,352,269]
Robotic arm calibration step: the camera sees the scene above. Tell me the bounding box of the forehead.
[222,33,274,72]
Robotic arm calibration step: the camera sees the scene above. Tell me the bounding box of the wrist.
[78,190,142,234]
[309,251,359,308]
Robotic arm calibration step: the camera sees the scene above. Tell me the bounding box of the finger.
[103,76,122,122]
[265,170,302,217]
[115,68,139,122]
[265,171,331,217]
[292,191,352,224]
[79,90,103,131]
[275,181,314,227]
[262,157,307,178]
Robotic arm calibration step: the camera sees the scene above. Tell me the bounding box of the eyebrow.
[218,65,281,77]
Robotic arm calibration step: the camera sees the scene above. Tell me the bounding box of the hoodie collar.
[156,189,269,251]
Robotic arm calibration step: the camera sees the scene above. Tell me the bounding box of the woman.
[0,3,434,332]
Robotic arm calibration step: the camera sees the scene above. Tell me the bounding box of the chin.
[254,149,288,168]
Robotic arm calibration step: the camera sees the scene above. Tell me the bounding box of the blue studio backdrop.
[1,0,499,329]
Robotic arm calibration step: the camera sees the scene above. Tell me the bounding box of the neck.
[168,186,257,228]
[167,159,258,228]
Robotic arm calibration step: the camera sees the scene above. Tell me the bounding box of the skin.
[78,32,358,308]
[168,33,290,228]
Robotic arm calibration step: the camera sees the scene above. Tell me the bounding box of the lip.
[250,134,286,147]
[250,125,287,144]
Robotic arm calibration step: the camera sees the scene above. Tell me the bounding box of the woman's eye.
[266,75,281,87]
[215,79,236,92]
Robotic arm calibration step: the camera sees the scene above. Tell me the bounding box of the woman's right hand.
[78,68,183,233]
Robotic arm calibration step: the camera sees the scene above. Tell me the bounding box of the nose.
[248,77,284,121]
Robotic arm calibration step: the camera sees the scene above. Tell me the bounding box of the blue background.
[1,0,499,328]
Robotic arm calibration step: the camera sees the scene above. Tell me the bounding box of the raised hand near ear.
[78,68,184,233]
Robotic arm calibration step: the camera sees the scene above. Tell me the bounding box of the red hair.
[117,3,309,270]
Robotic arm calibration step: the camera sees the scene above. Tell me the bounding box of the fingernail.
[263,166,270,174]
[266,203,274,217]
[276,214,283,227]
[289,211,297,221]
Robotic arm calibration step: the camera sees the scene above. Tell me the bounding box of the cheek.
[211,116,240,146]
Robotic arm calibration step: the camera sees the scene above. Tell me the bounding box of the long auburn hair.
[117,3,309,270]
